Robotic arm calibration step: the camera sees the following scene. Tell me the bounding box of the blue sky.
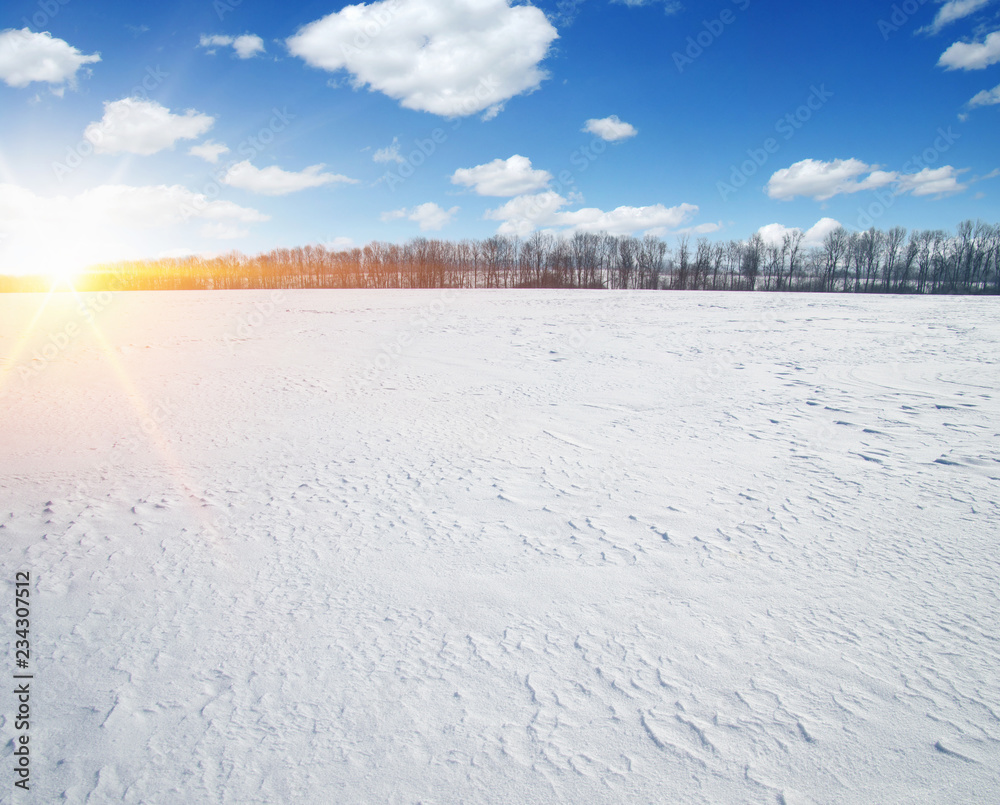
[0,0,998,274]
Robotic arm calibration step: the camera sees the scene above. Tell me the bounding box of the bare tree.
[674,234,691,290]
[821,227,848,292]
[882,226,906,292]
[741,233,763,291]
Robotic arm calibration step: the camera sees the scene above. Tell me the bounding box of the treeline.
[3,220,999,294]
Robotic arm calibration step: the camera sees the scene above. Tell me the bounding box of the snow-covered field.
[2,289,999,804]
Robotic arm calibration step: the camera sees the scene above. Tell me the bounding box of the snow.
[2,289,999,803]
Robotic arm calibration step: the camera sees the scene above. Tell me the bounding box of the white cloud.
[485,191,698,237]
[557,203,698,236]
[85,185,268,227]
[757,222,795,246]
[921,0,991,34]
[323,236,356,251]
[804,217,844,246]
[484,191,569,236]
[895,165,968,196]
[674,221,723,237]
[0,183,268,273]
[222,161,358,195]
[451,155,552,196]
[766,158,896,201]
[232,35,266,58]
[767,158,969,201]
[286,0,558,118]
[582,115,638,141]
[372,137,405,164]
[200,34,230,49]
[188,140,230,163]
[200,222,250,239]
[199,34,266,59]
[0,28,100,89]
[381,202,459,231]
[969,82,1000,106]
[938,30,1000,69]
[757,218,842,249]
[84,98,214,156]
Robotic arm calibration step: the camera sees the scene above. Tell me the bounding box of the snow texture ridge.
[1,290,998,803]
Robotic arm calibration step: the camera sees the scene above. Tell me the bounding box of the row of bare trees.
[3,220,998,294]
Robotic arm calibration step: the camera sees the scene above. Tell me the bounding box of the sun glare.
[28,237,104,290]
[47,266,82,289]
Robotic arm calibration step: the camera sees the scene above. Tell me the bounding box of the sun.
[3,216,117,288]
[29,239,100,290]
[47,266,83,289]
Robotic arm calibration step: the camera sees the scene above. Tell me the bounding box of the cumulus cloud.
[484,191,568,236]
[286,0,558,118]
[0,183,268,272]
[324,236,356,251]
[0,28,100,89]
[381,202,459,230]
[758,218,842,249]
[674,221,724,237]
[938,30,1000,69]
[804,217,845,245]
[199,34,265,59]
[895,166,968,196]
[920,0,991,34]
[485,191,698,237]
[222,161,358,195]
[968,82,1000,106]
[0,184,267,230]
[188,140,230,163]
[767,158,969,201]
[757,222,795,246]
[86,185,267,227]
[84,98,214,156]
[766,159,895,201]
[582,115,638,141]
[199,222,250,239]
[451,155,552,196]
[372,137,405,164]
[558,203,698,236]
